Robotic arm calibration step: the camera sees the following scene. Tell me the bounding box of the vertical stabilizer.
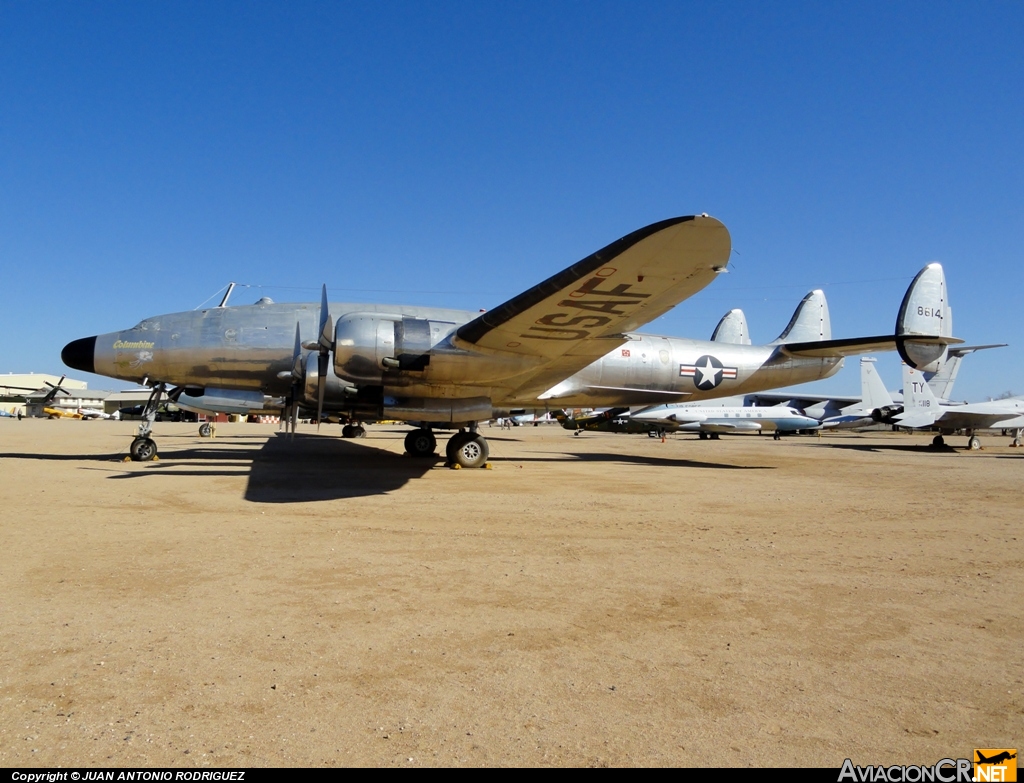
[924,343,1006,401]
[860,358,894,409]
[896,263,950,372]
[902,363,940,411]
[925,353,961,401]
[710,309,751,344]
[774,290,831,344]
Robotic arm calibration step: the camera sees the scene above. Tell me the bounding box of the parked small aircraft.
[896,364,1024,448]
[61,215,960,465]
[630,401,820,439]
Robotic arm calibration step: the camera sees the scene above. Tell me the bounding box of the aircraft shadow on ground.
[490,452,773,470]
[243,434,436,502]
[17,434,438,502]
[826,442,963,455]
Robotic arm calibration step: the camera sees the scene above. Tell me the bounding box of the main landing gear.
[403,426,490,468]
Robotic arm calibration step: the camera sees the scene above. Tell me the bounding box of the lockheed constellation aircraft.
[61,215,960,466]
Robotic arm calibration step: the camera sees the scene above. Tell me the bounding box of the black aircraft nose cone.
[62,336,96,374]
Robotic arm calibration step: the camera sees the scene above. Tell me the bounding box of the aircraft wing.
[743,391,862,408]
[700,421,761,433]
[637,410,707,426]
[454,215,731,399]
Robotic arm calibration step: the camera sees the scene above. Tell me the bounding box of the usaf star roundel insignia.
[680,355,738,390]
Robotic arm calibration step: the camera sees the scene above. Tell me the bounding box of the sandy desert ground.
[0,419,1020,767]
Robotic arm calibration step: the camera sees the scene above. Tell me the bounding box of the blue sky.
[2,1,1021,400]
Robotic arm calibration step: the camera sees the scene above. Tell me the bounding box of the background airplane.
[629,401,820,439]
[896,364,1024,449]
[739,345,1006,428]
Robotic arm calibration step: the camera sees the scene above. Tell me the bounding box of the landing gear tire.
[198,422,212,438]
[773,432,781,440]
[931,434,945,448]
[342,424,356,438]
[130,437,158,462]
[698,432,708,440]
[353,425,366,438]
[448,432,489,469]
[710,433,721,440]
[967,435,981,450]
[446,431,470,463]
[404,429,436,457]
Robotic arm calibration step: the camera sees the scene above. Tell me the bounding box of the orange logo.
[974,750,1017,782]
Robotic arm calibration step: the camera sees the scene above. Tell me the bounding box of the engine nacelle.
[871,405,903,423]
[302,353,356,404]
[333,313,399,384]
[333,313,453,384]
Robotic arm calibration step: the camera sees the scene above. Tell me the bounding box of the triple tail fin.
[772,290,831,344]
[710,309,751,345]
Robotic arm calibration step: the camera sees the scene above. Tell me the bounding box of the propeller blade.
[317,353,328,430]
[318,285,333,351]
[315,287,332,432]
[292,323,303,379]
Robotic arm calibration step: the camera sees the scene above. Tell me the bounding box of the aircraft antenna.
[218,282,237,308]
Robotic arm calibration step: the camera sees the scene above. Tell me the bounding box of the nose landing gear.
[128,383,173,462]
[130,436,158,462]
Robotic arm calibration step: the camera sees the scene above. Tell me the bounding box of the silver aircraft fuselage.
[67,300,843,414]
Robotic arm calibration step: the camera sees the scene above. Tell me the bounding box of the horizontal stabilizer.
[893,411,939,428]
[711,309,751,344]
